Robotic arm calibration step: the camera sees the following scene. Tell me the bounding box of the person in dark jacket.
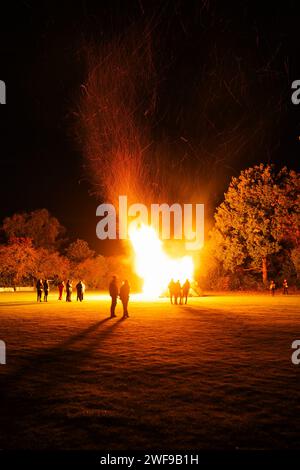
[174,280,182,305]
[283,279,289,295]
[36,279,43,302]
[76,280,84,302]
[66,280,73,302]
[43,279,49,302]
[109,276,118,317]
[182,279,191,304]
[270,280,276,296]
[119,280,130,318]
[168,279,175,304]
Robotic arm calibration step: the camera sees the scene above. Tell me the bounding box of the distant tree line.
[0,209,139,290]
[0,164,299,291]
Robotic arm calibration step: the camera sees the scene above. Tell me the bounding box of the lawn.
[0,292,299,450]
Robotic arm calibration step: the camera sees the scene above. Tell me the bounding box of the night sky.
[0,0,300,253]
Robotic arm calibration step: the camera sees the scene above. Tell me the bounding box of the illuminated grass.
[0,292,299,449]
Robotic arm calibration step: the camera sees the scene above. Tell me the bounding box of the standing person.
[174,280,182,305]
[283,279,289,295]
[81,281,86,301]
[119,280,130,318]
[168,279,175,304]
[66,280,73,302]
[76,280,83,302]
[36,279,43,302]
[43,279,49,302]
[58,280,65,300]
[182,279,191,304]
[270,280,276,296]
[109,276,118,318]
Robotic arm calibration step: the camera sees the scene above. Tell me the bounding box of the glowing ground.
[0,292,299,450]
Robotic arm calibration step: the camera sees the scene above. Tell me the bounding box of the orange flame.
[129,224,194,298]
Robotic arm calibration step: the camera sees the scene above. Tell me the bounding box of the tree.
[197,241,224,290]
[73,256,108,289]
[0,238,37,286]
[213,164,300,284]
[2,209,65,250]
[66,239,95,263]
[291,246,300,283]
[35,249,70,283]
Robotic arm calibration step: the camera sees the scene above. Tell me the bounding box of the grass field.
[0,291,299,450]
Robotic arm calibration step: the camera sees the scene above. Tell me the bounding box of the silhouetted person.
[66,280,73,302]
[81,281,85,300]
[58,280,65,300]
[174,280,182,305]
[43,279,49,302]
[168,279,175,304]
[120,280,130,318]
[109,276,118,317]
[76,280,84,302]
[270,280,276,296]
[283,279,289,295]
[182,279,191,304]
[36,279,43,302]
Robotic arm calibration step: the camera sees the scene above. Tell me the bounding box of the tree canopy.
[212,164,300,283]
[66,239,95,263]
[2,209,65,250]
[0,238,37,286]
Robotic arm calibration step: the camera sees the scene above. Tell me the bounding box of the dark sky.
[0,0,299,253]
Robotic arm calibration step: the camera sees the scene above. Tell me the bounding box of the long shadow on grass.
[0,316,124,384]
[0,316,126,445]
[0,302,40,306]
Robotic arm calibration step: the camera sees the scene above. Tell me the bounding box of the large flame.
[129,225,194,298]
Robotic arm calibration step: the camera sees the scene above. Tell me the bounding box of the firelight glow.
[129,224,194,298]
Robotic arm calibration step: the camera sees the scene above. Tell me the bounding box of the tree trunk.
[262,256,268,285]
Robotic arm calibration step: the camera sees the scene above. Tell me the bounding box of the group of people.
[36,279,50,302]
[58,280,86,302]
[269,279,289,296]
[37,275,189,318]
[109,276,130,319]
[36,279,86,302]
[168,279,191,305]
[37,276,289,309]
